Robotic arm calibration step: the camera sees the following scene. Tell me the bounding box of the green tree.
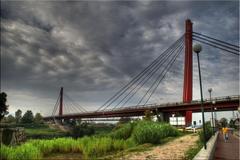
[6,115,15,123]
[0,92,9,120]
[34,113,43,123]
[229,119,236,129]
[219,118,228,127]
[21,110,34,123]
[118,117,131,124]
[143,110,153,121]
[15,109,22,123]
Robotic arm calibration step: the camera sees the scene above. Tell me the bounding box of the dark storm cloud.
[0,1,239,115]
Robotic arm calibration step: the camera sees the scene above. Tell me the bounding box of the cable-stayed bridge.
[43,19,239,126]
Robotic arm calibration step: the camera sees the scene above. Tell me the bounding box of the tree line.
[1,109,43,124]
[0,92,43,124]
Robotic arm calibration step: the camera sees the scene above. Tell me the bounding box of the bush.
[132,121,179,144]
[109,122,135,140]
[198,122,212,143]
[2,128,13,145]
[71,123,95,138]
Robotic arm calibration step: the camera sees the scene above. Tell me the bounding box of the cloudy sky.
[1,1,239,116]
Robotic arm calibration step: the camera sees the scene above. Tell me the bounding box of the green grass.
[108,122,136,140]
[24,124,67,139]
[1,120,181,160]
[0,137,132,160]
[132,121,180,144]
[25,128,64,135]
[184,140,203,160]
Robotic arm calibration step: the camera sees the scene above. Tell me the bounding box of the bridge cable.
[97,35,184,111]
[51,94,60,116]
[193,38,239,56]
[100,37,184,111]
[137,42,184,105]
[142,43,184,106]
[110,39,184,110]
[67,102,77,114]
[51,94,60,123]
[193,32,239,49]
[64,96,81,114]
[125,40,183,107]
[64,92,87,112]
[193,35,239,52]
[103,37,184,111]
[111,40,184,110]
[67,99,84,114]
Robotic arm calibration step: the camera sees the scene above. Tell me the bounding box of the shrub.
[132,121,179,144]
[2,128,14,145]
[109,122,135,140]
[79,136,128,159]
[198,122,212,143]
[71,123,95,138]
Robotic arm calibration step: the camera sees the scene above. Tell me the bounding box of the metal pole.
[196,53,207,149]
[209,90,214,134]
[214,108,217,130]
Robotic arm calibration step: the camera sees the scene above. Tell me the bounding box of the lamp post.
[212,100,216,132]
[208,88,214,135]
[193,44,207,149]
[214,103,217,131]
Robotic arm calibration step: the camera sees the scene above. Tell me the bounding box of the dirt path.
[125,134,198,160]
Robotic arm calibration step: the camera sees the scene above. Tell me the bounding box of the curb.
[193,131,219,160]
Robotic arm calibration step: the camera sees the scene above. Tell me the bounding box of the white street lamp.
[193,44,207,149]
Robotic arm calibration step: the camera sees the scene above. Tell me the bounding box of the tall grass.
[1,143,42,160]
[109,122,135,140]
[132,121,180,144]
[0,136,130,160]
[1,120,180,160]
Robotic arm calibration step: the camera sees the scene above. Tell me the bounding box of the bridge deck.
[43,95,239,120]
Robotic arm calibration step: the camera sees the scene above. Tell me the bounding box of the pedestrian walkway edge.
[193,131,219,160]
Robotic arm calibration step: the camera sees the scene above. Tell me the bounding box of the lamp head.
[193,44,202,54]
[208,88,212,93]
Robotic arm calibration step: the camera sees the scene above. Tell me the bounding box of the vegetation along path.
[125,134,198,160]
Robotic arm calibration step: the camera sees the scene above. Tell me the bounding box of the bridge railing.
[109,95,239,112]
[47,95,239,117]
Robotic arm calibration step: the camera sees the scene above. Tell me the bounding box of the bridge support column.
[156,112,164,122]
[59,87,63,116]
[163,112,171,123]
[183,19,193,103]
[185,111,192,126]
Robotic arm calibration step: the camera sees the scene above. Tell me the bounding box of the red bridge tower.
[183,19,193,126]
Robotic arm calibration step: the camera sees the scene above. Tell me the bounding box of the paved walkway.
[214,132,240,160]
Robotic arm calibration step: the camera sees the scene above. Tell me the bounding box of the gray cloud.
[1,1,239,115]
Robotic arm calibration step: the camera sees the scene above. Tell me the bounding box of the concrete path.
[214,132,240,160]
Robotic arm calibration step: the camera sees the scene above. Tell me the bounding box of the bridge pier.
[156,111,164,122]
[185,110,192,126]
[183,19,193,103]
